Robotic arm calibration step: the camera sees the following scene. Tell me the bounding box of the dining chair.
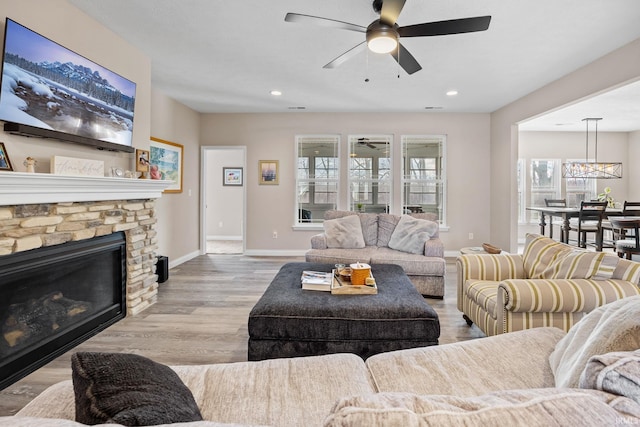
[602,201,640,244]
[609,217,640,260]
[568,200,607,251]
[544,198,566,240]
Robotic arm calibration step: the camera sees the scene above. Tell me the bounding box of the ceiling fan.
[357,138,388,149]
[284,0,491,75]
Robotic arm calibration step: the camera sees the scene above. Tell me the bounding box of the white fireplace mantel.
[0,171,174,206]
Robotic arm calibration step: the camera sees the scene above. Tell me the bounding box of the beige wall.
[149,89,201,265]
[200,112,491,253]
[205,148,244,238]
[0,0,151,174]
[519,131,630,202]
[630,131,640,201]
[491,38,640,252]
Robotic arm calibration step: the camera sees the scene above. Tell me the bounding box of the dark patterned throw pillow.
[71,352,202,426]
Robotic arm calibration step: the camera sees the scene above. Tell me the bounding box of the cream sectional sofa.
[305,210,446,297]
[5,296,640,426]
[458,233,640,336]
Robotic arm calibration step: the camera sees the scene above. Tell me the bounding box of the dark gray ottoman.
[248,262,440,361]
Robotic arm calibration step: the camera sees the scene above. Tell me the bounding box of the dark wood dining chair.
[544,198,566,240]
[602,201,640,244]
[568,200,607,251]
[609,217,640,260]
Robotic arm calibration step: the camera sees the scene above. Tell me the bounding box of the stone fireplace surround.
[0,172,172,316]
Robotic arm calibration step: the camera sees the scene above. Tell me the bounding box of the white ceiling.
[68,0,640,131]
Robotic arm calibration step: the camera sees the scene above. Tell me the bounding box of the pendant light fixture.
[561,118,622,179]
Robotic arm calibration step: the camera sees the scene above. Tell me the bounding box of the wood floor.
[0,255,485,416]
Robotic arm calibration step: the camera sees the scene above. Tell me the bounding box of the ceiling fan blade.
[285,13,366,33]
[380,0,406,26]
[398,16,491,38]
[323,42,367,69]
[367,143,377,149]
[391,43,422,75]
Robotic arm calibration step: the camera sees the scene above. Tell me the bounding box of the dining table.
[526,206,623,244]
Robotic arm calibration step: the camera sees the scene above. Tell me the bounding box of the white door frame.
[200,146,247,255]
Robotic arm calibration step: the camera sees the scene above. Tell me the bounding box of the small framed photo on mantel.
[223,167,243,186]
[0,142,13,171]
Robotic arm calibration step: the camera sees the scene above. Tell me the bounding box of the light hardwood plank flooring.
[0,255,484,416]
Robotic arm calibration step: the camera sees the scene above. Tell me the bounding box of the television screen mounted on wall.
[0,18,136,152]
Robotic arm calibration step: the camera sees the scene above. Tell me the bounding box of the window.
[401,136,446,224]
[348,135,391,213]
[295,136,339,225]
[529,159,560,221]
[565,158,596,207]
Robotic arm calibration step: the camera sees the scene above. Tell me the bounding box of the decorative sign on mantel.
[51,156,104,177]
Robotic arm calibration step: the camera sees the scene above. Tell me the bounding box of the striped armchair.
[457,234,640,336]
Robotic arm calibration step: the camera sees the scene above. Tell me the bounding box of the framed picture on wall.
[150,137,183,192]
[223,167,243,186]
[0,142,12,171]
[258,160,279,185]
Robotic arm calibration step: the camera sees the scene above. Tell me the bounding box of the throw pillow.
[323,214,366,249]
[579,350,640,404]
[523,233,573,279]
[387,215,438,255]
[538,250,619,280]
[549,295,640,388]
[71,352,203,426]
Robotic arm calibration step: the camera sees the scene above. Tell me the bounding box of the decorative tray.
[330,269,378,295]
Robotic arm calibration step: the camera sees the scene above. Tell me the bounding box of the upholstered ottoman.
[248,262,440,361]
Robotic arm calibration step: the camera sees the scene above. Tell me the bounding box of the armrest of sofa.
[499,278,640,313]
[424,237,444,258]
[310,233,328,249]
[456,254,525,311]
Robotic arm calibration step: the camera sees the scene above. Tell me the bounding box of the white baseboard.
[243,249,307,257]
[207,235,242,241]
[168,250,201,269]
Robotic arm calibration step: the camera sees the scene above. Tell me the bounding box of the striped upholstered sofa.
[457,233,640,336]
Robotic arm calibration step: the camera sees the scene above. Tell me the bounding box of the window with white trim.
[401,136,446,224]
[348,135,391,213]
[295,135,339,225]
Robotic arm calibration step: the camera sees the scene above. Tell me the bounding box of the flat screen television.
[0,18,136,152]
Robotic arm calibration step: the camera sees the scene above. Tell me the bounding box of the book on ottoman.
[301,270,332,291]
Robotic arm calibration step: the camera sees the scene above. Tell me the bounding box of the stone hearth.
[0,172,171,315]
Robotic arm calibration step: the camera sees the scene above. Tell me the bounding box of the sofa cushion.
[304,246,378,265]
[366,328,565,396]
[71,352,203,426]
[580,349,640,404]
[387,215,438,254]
[523,234,573,279]
[612,257,640,283]
[377,213,401,247]
[538,250,618,280]
[323,214,365,249]
[370,247,445,276]
[549,295,640,388]
[324,389,640,426]
[324,210,378,246]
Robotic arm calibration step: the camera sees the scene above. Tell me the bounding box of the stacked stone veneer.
[0,199,159,316]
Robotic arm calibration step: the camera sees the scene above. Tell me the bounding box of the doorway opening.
[201,146,247,255]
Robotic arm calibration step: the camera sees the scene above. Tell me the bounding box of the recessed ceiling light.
[424,106,443,110]
[270,90,282,96]
[446,90,458,96]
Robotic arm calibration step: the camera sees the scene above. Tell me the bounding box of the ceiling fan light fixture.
[366,22,398,54]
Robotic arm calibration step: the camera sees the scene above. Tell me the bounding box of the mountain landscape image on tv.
[0,18,136,150]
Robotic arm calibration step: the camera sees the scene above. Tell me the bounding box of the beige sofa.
[305,210,446,297]
[457,233,640,336]
[4,296,640,426]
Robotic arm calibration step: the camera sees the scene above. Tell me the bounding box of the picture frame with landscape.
[258,160,279,185]
[223,167,243,186]
[150,137,183,192]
